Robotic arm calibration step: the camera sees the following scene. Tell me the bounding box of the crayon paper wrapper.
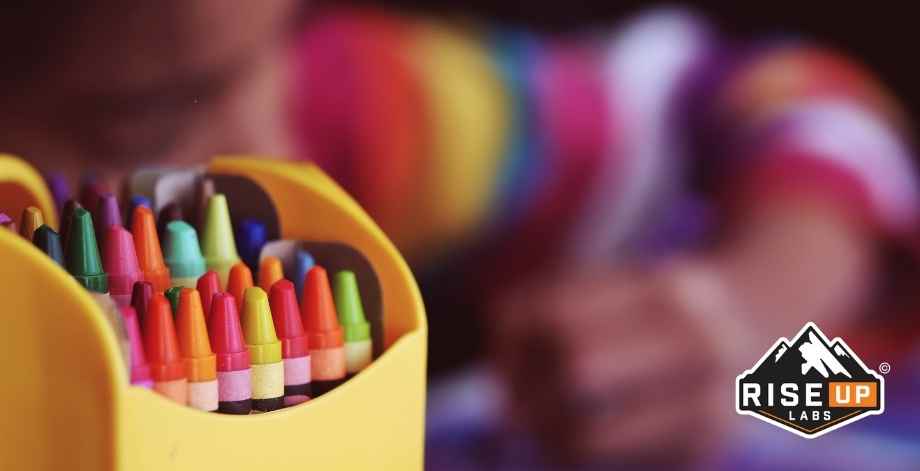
[251,362,284,399]
[218,369,251,402]
[345,340,372,374]
[283,356,311,386]
[188,380,218,411]
[311,347,347,380]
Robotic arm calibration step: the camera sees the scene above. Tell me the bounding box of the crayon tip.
[131,281,154,327]
[196,271,221,319]
[164,220,206,280]
[33,225,65,266]
[176,289,217,381]
[227,262,253,311]
[293,249,315,304]
[269,280,310,358]
[60,200,82,250]
[0,212,16,233]
[19,206,44,239]
[126,196,152,229]
[165,286,183,314]
[131,205,171,292]
[301,266,344,349]
[258,256,284,292]
[236,218,267,272]
[157,202,184,240]
[44,172,71,217]
[119,306,153,387]
[334,271,371,342]
[142,295,186,382]
[95,194,123,240]
[201,194,241,284]
[208,292,251,371]
[102,225,143,301]
[242,287,282,364]
[65,208,108,293]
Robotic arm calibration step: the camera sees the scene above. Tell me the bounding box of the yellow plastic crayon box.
[0,155,427,470]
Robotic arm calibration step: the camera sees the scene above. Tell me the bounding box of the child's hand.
[491,261,754,467]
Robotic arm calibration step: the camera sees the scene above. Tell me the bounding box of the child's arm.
[494,44,918,466]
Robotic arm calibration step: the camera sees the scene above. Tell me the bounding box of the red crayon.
[103,225,143,306]
[208,292,253,414]
[143,295,187,404]
[197,271,221,320]
[131,281,154,328]
[269,280,312,406]
[119,306,153,389]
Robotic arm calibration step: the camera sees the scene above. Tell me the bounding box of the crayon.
[131,205,172,292]
[44,172,71,217]
[196,271,220,320]
[164,221,206,288]
[227,262,253,312]
[126,196,151,230]
[334,270,373,375]
[65,208,108,294]
[32,225,64,266]
[19,206,44,239]
[165,286,183,314]
[208,292,252,414]
[269,280,311,405]
[102,225,143,306]
[60,200,81,250]
[293,249,315,304]
[192,176,215,232]
[157,202,184,240]
[236,218,267,272]
[242,287,284,412]
[176,289,218,411]
[143,295,187,404]
[0,213,16,233]
[301,266,346,396]
[201,194,241,287]
[131,281,154,328]
[79,178,107,221]
[119,306,153,389]
[95,194,122,241]
[258,256,284,293]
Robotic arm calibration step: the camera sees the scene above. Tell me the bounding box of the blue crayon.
[293,249,315,304]
[235,219,267,273]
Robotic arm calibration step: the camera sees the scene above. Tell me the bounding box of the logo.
[735,322,884,438]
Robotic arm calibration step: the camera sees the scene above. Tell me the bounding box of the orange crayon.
[131,206,171,293]
[227,262,253,311]
[258,256,284,292]
[176,289,218,412]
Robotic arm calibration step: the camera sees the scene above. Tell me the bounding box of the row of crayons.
[1,174,373,413]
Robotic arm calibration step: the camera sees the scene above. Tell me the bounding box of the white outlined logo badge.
[736,322,884,438]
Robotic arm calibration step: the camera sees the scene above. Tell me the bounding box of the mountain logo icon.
[736,322,884,438]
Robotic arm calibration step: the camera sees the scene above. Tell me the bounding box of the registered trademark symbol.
[879,362,891,374]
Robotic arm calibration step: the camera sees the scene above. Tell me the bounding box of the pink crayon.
[119,306,153,389]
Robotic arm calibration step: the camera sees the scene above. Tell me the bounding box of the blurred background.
[3,1,920,469]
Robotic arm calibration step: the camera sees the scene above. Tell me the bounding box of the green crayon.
[65,208,108,293]
[334,271,372,375]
